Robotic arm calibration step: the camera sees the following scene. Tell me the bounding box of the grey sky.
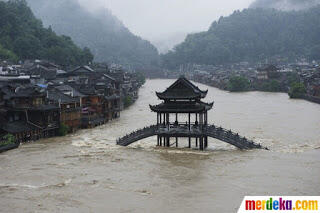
[78,0,254,51]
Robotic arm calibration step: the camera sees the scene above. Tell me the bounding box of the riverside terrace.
[117,77,268,151]
[0,61,144,145]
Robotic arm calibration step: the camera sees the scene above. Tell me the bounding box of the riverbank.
[192,78,320,105]
[0,142,20,153]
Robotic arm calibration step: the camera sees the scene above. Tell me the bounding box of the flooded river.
[1,79,320,212]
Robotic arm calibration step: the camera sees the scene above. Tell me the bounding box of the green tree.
[0,44,18,61]
[58,123,69,136]
[123,95,133,108]
[227,76,251,92]
[135,72,146,86]
[161,6,320,68]
[288,82,306,99]
[261,80,282,92]
[1,134,16,146]
[0,0,94,65]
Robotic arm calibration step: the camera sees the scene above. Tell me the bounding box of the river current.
[0,79,320,212]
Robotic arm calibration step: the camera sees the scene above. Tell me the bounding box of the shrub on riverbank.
[0,134,16,146]
[136,72,146,86]
[123,95,133,108]
[258,80,282,92]
[227,76,251,92]
[288,82,306,99]
[58,123,69,136]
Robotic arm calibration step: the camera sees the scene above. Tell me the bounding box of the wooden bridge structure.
[117,77,267,151]
[116,124,267,150]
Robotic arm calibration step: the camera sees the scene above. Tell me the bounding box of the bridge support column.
[204,136,208,149]
[188,137,191,148]
[157,135,160,146]
[166,137,170,147]
[160,136,162,146]
[176,137,178,147]
[196,137,198,147]
[199,137,204,151]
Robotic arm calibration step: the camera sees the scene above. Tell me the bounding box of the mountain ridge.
[161,5,320,69]
[0,0,93,66]
[26,0,160,69]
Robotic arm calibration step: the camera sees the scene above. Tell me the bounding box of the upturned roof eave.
[156,92,201,100]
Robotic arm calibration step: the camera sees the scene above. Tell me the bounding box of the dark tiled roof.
[26,65,57,79]
[47,89,79,104]
[1,85,45,99]
[150,101,213,113]
[1,121,40,133]
[28,105,59,111]
[156,76,208,100]
[105,94,120,100]
[55,84,86,98]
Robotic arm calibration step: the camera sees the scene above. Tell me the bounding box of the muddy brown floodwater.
[0,79,320,213]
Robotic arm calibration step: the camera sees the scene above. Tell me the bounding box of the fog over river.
[0,79,320,212]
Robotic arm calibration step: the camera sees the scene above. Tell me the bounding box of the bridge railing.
[117,123,268,150]
[204,124,266,150]
[117,125,158,145]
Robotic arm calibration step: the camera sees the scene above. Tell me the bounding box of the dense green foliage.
[135,72,146,86]
[1,134,16,146]
[58,123,69,136]
[288,82,306,98]
[250,0,320,11]
[27,0,159,69]
[256,80,282,92]
[162,6,320,68]
[0,44,18,61]
[286,72,301,85]
[0,0,93,65]
[227,76,251,92]
[123,95,133,108]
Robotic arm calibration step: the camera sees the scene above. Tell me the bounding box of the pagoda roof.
[156,76,208,100]
[150,101,213,113]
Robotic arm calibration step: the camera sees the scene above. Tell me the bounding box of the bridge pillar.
[188,137,191,148]
[160,136,162,146]
[199,136,204,151]
[176,137,178,147]
[196,137,198,147]
[204,136,208,149]
[166,137,170,147]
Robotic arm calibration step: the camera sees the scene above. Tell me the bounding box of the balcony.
[7,103,59,111]
[156,123,204,136]
[46,122,59,130]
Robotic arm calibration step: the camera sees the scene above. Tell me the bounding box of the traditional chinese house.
[0,85,60,142]
[47,89,81,133]
[61,66,121,127]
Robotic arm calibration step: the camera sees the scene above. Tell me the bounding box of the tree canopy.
[0,0,93,65]
[26,0,160,69]
[162,6,320,69]
[227,76,251,92]
[289,82,306,99]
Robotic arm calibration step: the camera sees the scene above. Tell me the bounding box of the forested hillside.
[250,0,320,11]
[162,6,320,69]
[0,0,93,65]
[27,0,160,69]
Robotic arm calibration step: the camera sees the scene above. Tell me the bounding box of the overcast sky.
[78,0,255,51]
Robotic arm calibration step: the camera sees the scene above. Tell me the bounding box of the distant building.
[257,64,279,80]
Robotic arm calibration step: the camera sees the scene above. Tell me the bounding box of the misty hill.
[161,6,320,69]
[250,0,320,11]
[26,0,160,69]
[0,0,93,65]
